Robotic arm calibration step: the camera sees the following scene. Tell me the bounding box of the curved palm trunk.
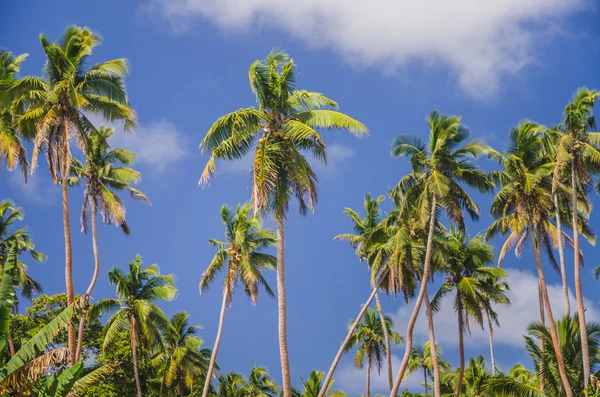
[571,166,590,386]
[553,192,570,317]
[538,279,546,393]
[390,196,437,397]
[276,215,292,397]
[375,291,393,391]
[486,312,496,376]
[318,278,384,397]
[7,332,15,357]
[530,226,572,397]
[424,294,441,397]
[62,169,76,365]
[201,284,229,397]
[454,295,465,397]
[130,316,143,397]
[424,368,428,397]
[366,354,372,397]
[75,203,101,362]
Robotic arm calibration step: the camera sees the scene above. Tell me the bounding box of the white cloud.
[146,0,586,98]
[392,268,600,349]
[8,170,58,206]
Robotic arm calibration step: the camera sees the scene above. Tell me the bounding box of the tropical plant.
[1,25,137,361]
[212,372,245,397]
[68,125,149,362]
[242,367,280,397]
[89,255,177,397]
[198,48,368,397]
[482,273,510,376]
[293,371,346,397]
[389,110,493,397]
[408,342,449,397]
[199,203,276,397]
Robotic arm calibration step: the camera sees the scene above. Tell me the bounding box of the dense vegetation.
[0,25,599,396]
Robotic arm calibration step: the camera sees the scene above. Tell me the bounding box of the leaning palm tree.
[3,26,136,360]
[554,87,599,387]
[68,125,149,362]
[89,255,177,397]
[199,49,368,397]
[486,121,573,396]
[199,203,277,397]
[431,228,507,397]
[242,367,280,397]
[389,111,493,397]
[345,308,402,397]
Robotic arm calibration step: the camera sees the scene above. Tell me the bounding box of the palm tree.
[481,274,510,376]
[3,26,136,360]
[213,372,246,397]
[294,371,346,397]
[0,50,28,179]
[408,342,449,397]
[345,308,402,397]
[389,111,493,397]
[199,203,277,397]
[68,125,149,362]
[431,228,507,397]
[242,367,280,397]
[487,121,573,396]
[198,49,368,397]
[152,311,211,396]
[554,88,600,387]
[89,255,177,397]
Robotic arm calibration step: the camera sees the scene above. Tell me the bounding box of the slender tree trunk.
[7,332,15,357]
[201,284,229,397]
[276,215,292,397]
[62,166,76,365]
[538,279,546,393]
[530,226,573,397]
[424,368,428,397]
[424,294,441,397]
[130,316,143,397]
[553,192,570,317]
[486,313,496,376]
[75,203,101,362]
[318,278,384,397]
[390,197,437,397]
[454,296,465,397]
[375,291,393,391]
[366,354,372,397]
[571,165,590,386]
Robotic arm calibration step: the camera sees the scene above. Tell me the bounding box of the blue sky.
[1,0,600,394]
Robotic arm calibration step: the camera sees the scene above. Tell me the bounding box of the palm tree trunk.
[454,296,465,397]
[486,312,496,376]
[7,332,15,357]
[75,203,101,362]
[276,215,292,397]
[424,294,441,397]
[538,279,545,393]
[130,316,143,397]
[390,196,437,397]
[553,192,570,317]
[571,165,590,386]
[318,277,384,397]
[424,368,428,397]
[530,226,572,397]
[201,284,229,397]
[375,291,393,391]
[366,354,372,397]
[61,167,76,365]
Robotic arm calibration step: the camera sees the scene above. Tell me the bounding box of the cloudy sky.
[1,1,600,395]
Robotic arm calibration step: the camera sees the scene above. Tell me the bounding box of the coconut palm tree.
[3,26,136,360]
[431,228,507,397]
[408,342,449,397]
[554,88,599,387]
[0,50,28,179]
[294,371,346,397]
[199,203,277,397]
[152,311,211,396]
[89,255,177,397]
[389,111,493,397]
[345,308,402,397]
[213,372,246,397]
[68,125,149,362]
[486,121,573,396]
[481,274,510,376]
[242,367,280,397]
[198,49,368,397]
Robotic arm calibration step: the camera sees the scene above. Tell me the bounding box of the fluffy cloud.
[146,0,585,98]
[8,170,58,206]
[392,267,600,348]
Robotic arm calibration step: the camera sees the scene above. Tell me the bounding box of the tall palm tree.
[431,228,507,397]
[389,111,493,397]
[554,88,599,386]
[198,49,368,397]
[242,367,280,397]
[293,371,346,397]
[481,274,510,376]
[152,311,211,396]
[345,308,402,397]
[3,26,136,360]
[487,121,573,396]
[68,125,149,362]
[89,255,177,397]
[199,203,277,397]
[0,50,28,179]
